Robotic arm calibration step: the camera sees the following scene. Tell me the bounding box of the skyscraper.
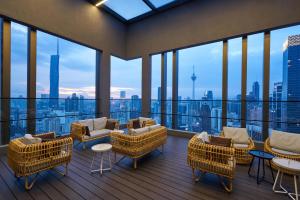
[49,39,60,109]
[120,90,126,99]
[252,81,259,101]
[157,87,161,101]
[272,82,282,129]
[191,65,197,100]
[282,34,300,132]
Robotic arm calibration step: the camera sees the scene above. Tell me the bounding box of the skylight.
[104,0,152,20]
[149,0,176,8]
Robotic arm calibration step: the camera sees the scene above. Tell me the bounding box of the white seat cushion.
[270,130,300,154]
[223,127,249,144]
[271,147,300,156]
[84,129,111,139]
[94,117,108,130]
[78,119,94,131]
[148,124,161,131]
[233,143,249,149]
[130,127,149,135]
[196,131,210,143]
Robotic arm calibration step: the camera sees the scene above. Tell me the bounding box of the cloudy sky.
[9,22,300,100]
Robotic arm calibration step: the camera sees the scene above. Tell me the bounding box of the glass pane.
[151,54,161,124]
[166,52,172,128]
[105,0,151,20]
[110,56,142,124]
[227,38,242,127]
[270,25,300,134]
[178,42,223,134]
[149,0,176,8]
[36,31,96,135]
[10,22,28,140]
[246,33,264,141]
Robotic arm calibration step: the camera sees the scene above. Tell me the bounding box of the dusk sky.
[9,22,300,100]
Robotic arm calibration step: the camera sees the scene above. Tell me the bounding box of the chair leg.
[133,158,137,169]
[83,142,86,150]
[65,163,68,176]
[25,174,38,190]
[220,177,233,192]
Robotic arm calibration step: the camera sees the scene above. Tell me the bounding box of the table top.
[272,158,300,173]
[91,143,112,152]
[249,150,274,160]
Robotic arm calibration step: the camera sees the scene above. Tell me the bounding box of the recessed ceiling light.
[95,0,108,7]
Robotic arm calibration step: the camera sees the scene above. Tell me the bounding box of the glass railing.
[110,98,142,124]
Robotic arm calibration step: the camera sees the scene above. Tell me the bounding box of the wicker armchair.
[111,126,167,169]
[8,132,73,190]
[221,129,255,164]
[187,135,236,192]
[71,117,119,149]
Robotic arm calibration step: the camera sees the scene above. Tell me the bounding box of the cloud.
[37,86,96,98]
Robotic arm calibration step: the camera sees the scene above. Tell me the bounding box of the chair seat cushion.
[93,117,107,130]
[270,130,300,154]
[78,119,94,131]
[223,127,249,144]
[233,143,249,149]
[83,129,110,139]
[271,147,300,156]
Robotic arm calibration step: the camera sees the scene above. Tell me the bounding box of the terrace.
[1,0,300,199]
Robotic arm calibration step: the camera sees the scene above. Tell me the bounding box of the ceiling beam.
[142,0,157,11]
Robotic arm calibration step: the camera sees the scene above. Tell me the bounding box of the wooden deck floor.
[0,136,293,200]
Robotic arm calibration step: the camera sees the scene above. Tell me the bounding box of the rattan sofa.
[187,135,236,192]
[71,117,119,149]
[264,130,300,173]
[221,127,255,164]
[111,125,167,169]
[127,117,156,129]
[8,132,73,190]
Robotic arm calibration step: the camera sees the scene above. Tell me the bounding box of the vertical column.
[161,53,167,126]
[98,51,111,118]
[95,51,101,118]
[172,50,178,129]
[27,28,37,134]
[241,36,248,128]
[262,31,271,141]
[1,20,11,144]
[222,40,228,128]
[141,54,151,117]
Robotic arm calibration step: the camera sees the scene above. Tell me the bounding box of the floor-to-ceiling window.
[36,31,96,135]
[10,22,28,139]
[151,54,161,124]
[227,38,242,127]
[110,56,142,124]
[166,52,173,128]
[178,42,223,134]
[269,25,300,134]
[246,33,264,141]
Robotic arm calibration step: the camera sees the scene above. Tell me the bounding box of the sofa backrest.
[129,124,163,136]
[94,117,108,130]
[223,127,249,144]
[270,130,300,153]
[78,119,94,131]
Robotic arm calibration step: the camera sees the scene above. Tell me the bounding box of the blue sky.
[8,21,300,100]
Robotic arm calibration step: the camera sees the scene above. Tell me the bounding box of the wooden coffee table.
[272,158,300,200]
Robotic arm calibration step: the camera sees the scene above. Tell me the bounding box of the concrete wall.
[0,0,126,57]
[126,0,300,58]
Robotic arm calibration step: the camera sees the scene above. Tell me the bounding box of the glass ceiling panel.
[149,0,176,8]
[104,0,152,20]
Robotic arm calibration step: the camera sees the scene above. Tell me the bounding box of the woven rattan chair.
[264,137,300,173]
[8,132,73,190]
[111,126,167,169]
[187,135,236,192]
[221,131,255,164]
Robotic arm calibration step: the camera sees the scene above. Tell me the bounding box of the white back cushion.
[94,117,108,130]
[78,119,94,131]
[270,130,300,153]
[223,127,249,144]
[149,124,161,131]
[196,131,210,143]
[138,117,152,127]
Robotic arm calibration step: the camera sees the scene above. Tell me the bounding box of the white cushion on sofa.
[270,130,300,153]
[94,117,107,130]
[271,147,300,156]
[138,117,153,127]
[233,143,249,149]
[149,124,161,131]
[83,129,111,139]
[78,119,94,131]
[196,131,209,143]
[130,127,149,135]
[223,127,249,144]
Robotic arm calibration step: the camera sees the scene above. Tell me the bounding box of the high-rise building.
[211,107,222,133]
[191,66,197,100]
[130,95,140,119]
[65,93,79,112]
[282,34,300,132]
[49,39,60,109]
[271,82,282,129]
[120,90,126,99]
[252,81,259,101]
[157,87,161,101]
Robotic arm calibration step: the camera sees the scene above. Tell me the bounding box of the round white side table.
[90,143,112,175]
[272,157,300,200]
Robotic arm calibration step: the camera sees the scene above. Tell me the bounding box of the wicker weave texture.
[8,132,73,177]
[111,126,167,158]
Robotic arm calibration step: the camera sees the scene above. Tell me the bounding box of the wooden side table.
[272,158,300,200]
[90,143,112,175]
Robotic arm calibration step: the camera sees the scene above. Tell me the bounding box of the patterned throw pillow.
[105,120,117,130]
[132,119,141,129]
[85,126,91,136]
